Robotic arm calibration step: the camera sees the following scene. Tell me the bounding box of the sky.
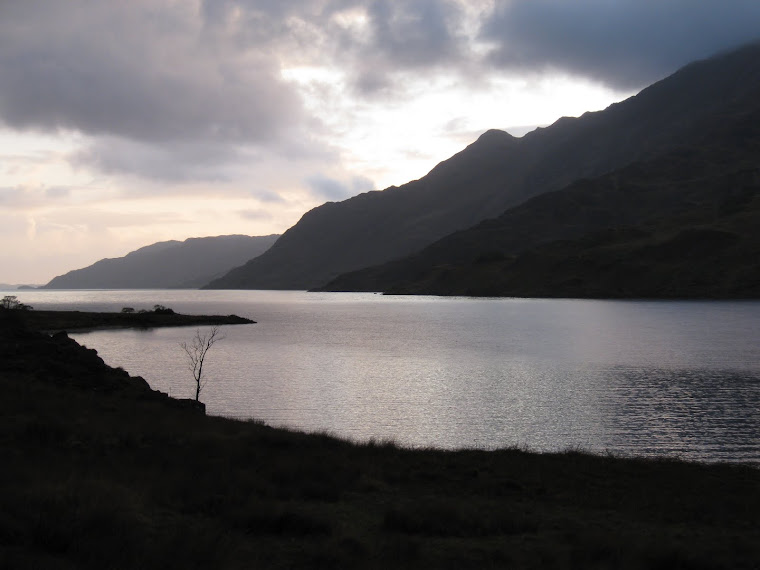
[2,0,759,284]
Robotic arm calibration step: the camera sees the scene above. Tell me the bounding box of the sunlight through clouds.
[0,0,756,283]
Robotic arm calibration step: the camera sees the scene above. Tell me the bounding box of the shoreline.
[8,308,255,333]
[2,308,759,567]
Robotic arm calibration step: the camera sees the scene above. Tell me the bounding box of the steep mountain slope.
[319,97,760,297]
[44,234,279,289]
[208,41,760,291]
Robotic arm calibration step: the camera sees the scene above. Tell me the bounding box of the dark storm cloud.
[71,138,249,183]
[482,0,760,90]
[341,0,468,96]
[2,0,755,185]
[0,0,468,180]
[199,0,468,97]
[0,1,301,145]
[362,0,464,68]
[202,0,466,67]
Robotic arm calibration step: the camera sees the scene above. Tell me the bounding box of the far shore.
[8,307,255,333]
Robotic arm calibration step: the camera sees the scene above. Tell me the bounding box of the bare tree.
[180,326,225,402]
[1,296,32,310]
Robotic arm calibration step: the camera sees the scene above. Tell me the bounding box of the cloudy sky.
[2,0,759,284]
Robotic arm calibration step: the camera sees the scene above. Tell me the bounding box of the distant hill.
[44,235,279,289]
[0,284,38,290]
[207,41,760,291]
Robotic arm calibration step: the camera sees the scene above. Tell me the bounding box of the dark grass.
[2,314,759,568]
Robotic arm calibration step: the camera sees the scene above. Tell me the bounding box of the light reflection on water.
[12,289,760,464]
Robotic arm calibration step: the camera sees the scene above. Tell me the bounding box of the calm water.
[10,289,760,464]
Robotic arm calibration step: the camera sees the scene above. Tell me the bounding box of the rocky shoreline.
[1,309,217,413]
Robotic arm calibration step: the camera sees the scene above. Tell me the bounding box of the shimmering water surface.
[13,290,760,463]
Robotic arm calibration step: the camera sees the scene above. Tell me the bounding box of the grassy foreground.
[1,311,759,569]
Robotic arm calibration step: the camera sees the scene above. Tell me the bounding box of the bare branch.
[179,326,225,402]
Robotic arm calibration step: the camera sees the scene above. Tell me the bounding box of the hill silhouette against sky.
[320,147,760,298]
[45,234,279,289]
[319,42,760,298]
[207,41,760,293]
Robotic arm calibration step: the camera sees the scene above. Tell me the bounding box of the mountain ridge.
[44,234,279,289]
[206,40,760,291]
[318,98,760,297]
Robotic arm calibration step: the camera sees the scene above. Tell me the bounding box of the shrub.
[1,296,32,310]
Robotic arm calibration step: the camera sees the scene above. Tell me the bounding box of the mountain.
[207,41,760,291]
[0,284,39,290]
[44,234,279,289]
[319,42,760,298]
[319,142,760,297]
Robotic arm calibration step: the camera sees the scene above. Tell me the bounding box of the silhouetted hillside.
[208,41,760,291]
[44,234,279,289]
[320,105,760,297]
